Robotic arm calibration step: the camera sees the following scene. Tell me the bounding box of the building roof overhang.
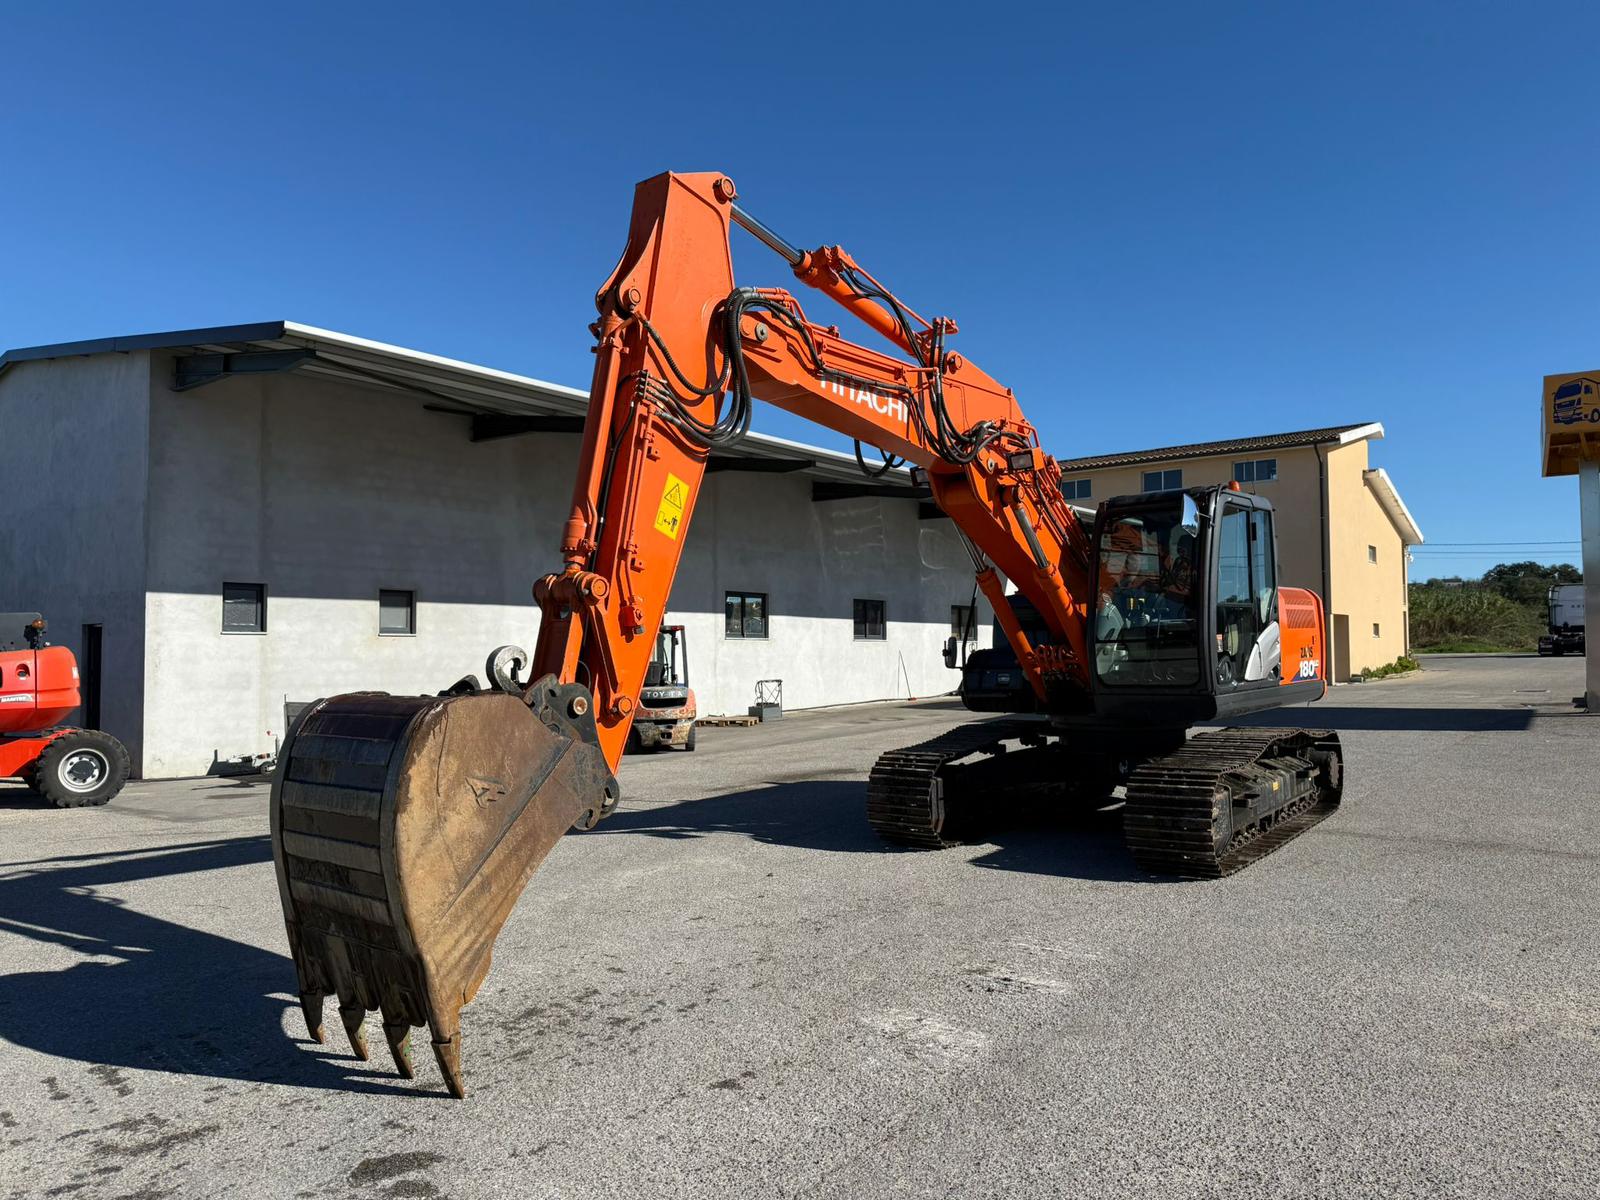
[1363,467,1424,545]
[0,320,912,490]
[1056,422,1384,473]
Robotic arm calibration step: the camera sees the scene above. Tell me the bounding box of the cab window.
[1094,507,1201,687]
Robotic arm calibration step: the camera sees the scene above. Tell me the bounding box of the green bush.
[1360,655,1421,680]
[1409,585,1544,652]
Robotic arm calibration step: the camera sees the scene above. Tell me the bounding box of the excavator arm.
[538,170,1095,765]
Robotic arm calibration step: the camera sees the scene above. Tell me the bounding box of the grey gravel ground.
[1,655,1596,1199]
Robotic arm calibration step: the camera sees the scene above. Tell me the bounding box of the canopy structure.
[1541,371,1600,712]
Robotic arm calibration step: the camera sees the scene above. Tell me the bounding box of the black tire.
[35,730,130,808]
[684,725,697,752]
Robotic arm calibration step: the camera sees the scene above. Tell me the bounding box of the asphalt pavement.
[1,654,1596,1199]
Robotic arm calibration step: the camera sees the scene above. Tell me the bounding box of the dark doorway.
[80,623,102,730]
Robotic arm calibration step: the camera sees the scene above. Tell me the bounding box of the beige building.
[1057,423,1423,682]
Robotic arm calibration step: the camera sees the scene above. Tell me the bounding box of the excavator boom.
[269,171,1340,1097]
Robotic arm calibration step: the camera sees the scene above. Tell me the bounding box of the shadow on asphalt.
[1224,705,1535,732]
[0,785,50,811]
[592,779,1147,883]
[0,836,418,1096]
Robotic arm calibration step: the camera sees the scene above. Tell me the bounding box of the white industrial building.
[0,322,990,779]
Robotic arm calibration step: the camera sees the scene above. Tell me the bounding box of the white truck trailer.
[1538,583,1586,656]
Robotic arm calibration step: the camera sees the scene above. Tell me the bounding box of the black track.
[1121,726,1342,878]
[865,718,1050,848]
[865,721,1342,877]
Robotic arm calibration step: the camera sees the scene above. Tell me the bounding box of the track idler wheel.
[270,679,618,1097]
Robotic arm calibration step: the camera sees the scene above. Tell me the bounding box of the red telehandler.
[0,613,130,807]
[268,172,1342,1096]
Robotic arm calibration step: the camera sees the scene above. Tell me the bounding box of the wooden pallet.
[695,714,760,727]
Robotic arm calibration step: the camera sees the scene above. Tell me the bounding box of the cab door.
[1212,500,1281,693]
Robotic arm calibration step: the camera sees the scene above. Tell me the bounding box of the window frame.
[1141,468,1184,493]
[221,581,267,635]
[1233,458,1277,484]
[1060,478,1092,500]
[853,597,887,641]
[379,588,417,637]
[724,591,769,640]
[1368,544,1378,564]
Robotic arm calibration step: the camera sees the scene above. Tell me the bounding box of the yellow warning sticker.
[653,472,688,540]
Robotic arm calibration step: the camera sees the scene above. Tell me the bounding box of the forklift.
[630,622,697,751]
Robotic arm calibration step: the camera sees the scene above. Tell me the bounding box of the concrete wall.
[0,354,150,765]
[1059,437,1410,680]
[140,359,978,776]
[669,469,985,715]
[143,358,576,777]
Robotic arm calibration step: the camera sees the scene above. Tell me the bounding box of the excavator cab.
[1088,485,1324,727]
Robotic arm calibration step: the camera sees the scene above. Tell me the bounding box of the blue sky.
[3,2,1594,579]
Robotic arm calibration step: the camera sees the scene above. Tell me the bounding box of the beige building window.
[1141,468,1183,492]
[1367,545,1377,563]
[1373,622,1381,638]
[1061,478,1092,500]
[1232,458,1277,484]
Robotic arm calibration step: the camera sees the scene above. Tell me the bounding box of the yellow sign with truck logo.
[1542,370,1600,477]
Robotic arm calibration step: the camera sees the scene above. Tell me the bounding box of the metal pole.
[730,204,804,268]
[1581,458,1600,712]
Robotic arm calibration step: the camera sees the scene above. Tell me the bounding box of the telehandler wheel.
[35,730,130,808]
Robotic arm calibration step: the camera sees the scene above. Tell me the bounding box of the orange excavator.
[269,172,1341,1097]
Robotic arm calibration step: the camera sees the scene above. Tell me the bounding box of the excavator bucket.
[269,681,618,1097]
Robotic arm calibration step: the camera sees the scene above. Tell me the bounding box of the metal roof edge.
[278,321,589,405]
[1363,467,1423,545]
[0,318,911,488]
[0,321,291,375]
[276,325,905,483]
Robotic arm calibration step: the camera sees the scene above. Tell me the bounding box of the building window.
[1141,468,1183,492]
[380,589,416,636]
[950,604,977,641]
[1373,622,1381,638]
[853,598,887,640]
[1061,478,1092,500]
[222,582,266,633]
[725,592,768,639]
[1233,458,1277,484]
[1368,545,1377,564]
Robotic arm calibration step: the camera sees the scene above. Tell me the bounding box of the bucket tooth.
[340,1001,370,1062]
[432,1034,465,1100]
[384,1019,414,1080]
[269,683,619,1100]
[299,993,326,1045]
